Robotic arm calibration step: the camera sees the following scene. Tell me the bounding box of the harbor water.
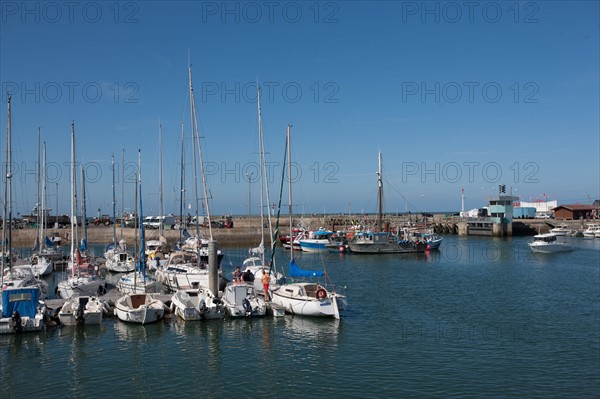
[2,236,599,398]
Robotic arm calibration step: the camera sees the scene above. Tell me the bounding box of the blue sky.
[1,1,598,218]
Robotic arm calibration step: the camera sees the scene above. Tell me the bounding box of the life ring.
[315,288,327,300]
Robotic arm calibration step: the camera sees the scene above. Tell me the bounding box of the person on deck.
[232,267,242,283]
[261,269,271,301]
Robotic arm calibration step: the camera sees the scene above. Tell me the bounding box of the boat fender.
[97,284,106,296]
[316,288,327,300]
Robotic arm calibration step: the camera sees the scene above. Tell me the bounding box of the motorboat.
[170,286,223,321]
[582,224,600,238]
[221,282,267,318]
[298,228,334,252]
[0,286,47,334]
[549,224,573,236]
[58,295,106,326]
[528,233,574,253]
[114,293,165,324]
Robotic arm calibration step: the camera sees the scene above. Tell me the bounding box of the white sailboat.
[156,63,224,292]
[30,131,54,276]
[57,122,106,299]
[104,154,135,273]
[241,84,284,291]
[114,293,165,325]
[269,125,346,319]
[116,150,160,294]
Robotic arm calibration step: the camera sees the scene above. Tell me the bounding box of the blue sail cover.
[182,229,191,239]
[1,288,40,318]
[289,259,324,277]
[80,238,87,252]
[44,236,54,247]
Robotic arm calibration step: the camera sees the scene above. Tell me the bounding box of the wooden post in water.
[208,240,219,294]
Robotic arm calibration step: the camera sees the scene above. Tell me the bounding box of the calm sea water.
[2,236,599,398]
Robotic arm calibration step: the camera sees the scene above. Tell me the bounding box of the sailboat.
[30,131,54,276]
[156,63,224,292]
[240,84,284,293]
[104,154,135,273]
[115,150,165,324]
[116,151,160,294]
[57,122,106,299]
[347,152,429,254]
[269,125,347,319]
[0,95,48,334]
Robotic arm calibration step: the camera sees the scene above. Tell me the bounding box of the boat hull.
[115,294,165,324]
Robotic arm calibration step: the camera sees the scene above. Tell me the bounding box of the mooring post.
[208,240,219,295]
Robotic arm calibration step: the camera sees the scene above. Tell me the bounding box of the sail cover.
[288,259,324,277]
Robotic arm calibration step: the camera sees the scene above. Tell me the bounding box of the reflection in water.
[282,316,340,348]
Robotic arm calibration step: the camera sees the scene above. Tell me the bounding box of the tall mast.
[287,124,293,262]
[137,149,146,283]
[376,151,383,232]
[159,123,164,237]
[70,122,76,279]
[257,85,265,260]
[81,165,87,255]
[189,64,201,242]
[111,154,117,245]
[41,141,47,251]
[179,122,185,243]
[120,149,125,240]
[189,63,213,240]
[2,95,12,274]
[36,128,41,251]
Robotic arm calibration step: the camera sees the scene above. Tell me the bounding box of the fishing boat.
[549,224,573,236]
[170,286,223,321]
[269,125,347,319]
[528,233,574,253]
[347,153,428,254]
[221,282,267,318]
[58,295,106,326]
[0,287,47,334]
[298,228,334,252]
[114,293,165,324]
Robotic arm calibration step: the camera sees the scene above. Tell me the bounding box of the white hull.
[116,271,160,294]
[0,313,46,334]
[528,242,573,253]
[222,283,267,318]
[58,276,106,299]
[30,255,54,276]
[104,251,135,273]
[171,288,223,320]
[114,293,165,324]
[58,296,105,325]
[270,283,343,319]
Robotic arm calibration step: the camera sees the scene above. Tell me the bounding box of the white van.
[143,215,176,229]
